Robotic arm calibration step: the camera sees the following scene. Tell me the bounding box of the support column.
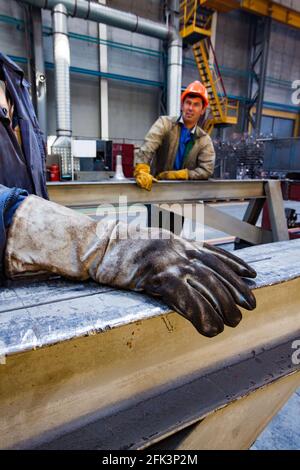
[243,15,271,135]
[98,0,109,140]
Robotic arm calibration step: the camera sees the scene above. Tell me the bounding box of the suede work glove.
[157,169,189,180]
[134,163,158,191]
[5,196,257,338]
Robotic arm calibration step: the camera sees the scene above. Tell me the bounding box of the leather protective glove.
[157,169,189,180]
[5,196,256,338]
[134,163,158,191]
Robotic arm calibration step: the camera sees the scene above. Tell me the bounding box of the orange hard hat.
[181,81,209,109]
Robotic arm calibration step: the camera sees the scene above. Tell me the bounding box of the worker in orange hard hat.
[180,80,209,109]
[134,80,215,191]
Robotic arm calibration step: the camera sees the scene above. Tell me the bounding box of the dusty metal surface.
[240,239,300,287]
[1,239,300,358]
[0,280,169,358]
[0,239,299,359]
[0,239,300,450]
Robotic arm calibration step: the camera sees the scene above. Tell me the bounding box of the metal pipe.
[166,0,182,116]
[52,3,71,137]
[167,36,182,116]
[32,6,47,137]
[21,0,174,41]
[98,0,109,141]
[21,0,182,122]
[51,3,73,181]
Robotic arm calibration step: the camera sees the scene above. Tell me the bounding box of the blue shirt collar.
[179,115,197,134]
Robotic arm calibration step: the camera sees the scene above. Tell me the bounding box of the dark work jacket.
[0,53,48,198]
[0,184,28,282]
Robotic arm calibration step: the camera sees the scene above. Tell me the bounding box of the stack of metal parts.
[214,135,265,179]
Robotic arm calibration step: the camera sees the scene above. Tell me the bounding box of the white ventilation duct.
[22,0,182,130]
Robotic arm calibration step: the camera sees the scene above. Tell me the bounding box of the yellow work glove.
[134,163,158,191]
[157,169,189,180]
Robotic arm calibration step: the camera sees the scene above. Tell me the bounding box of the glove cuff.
[4,195,115,280]
[134,163,151,177]
[177,169,189,180]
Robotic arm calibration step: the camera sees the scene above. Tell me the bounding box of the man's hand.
[157,169,189,180]
[134,163,158,191]
[5,195,257,338]
[116,234,256,337]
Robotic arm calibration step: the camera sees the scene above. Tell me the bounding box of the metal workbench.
[0,239,300,449]
[47,179,289,245]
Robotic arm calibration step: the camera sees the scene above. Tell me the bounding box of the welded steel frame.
[243,14,272,135]
[47,179,289,245]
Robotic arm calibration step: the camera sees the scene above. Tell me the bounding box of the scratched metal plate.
[0,239,300,358]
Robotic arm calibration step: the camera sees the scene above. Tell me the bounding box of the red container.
[112,143,134,178]
[50,164,60,181]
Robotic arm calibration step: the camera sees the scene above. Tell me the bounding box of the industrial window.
[260,115,295,138]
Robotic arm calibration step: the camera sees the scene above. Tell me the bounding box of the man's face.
[181,95,205,128]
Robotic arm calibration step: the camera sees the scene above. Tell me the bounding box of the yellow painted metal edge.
[198,0,300,28]
[241,0,300,29]
[294,114,300,138]
[180,24,212,39]
[1,276,300,449]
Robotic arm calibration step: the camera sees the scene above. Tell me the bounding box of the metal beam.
[241,0,300,29]
[1,240,300,449]
[37,342,300,450]
[151,202,273,244]
[203,203,272,244]
[146,372,300,450]
[242,197,265,225]
[265,180,289,242]
[47,179,288,246]
[47,179,267,206]
[243,15,271,135]
[234,197,267,248]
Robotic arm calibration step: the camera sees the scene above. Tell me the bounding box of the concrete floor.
[251,388,300,450]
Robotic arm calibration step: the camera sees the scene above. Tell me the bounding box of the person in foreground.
[0,184,257,338]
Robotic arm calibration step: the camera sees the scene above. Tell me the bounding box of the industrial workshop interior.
[0,0,299,457]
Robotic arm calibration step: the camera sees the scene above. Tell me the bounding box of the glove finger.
[136,174,151,191]
[186,263,242,327]
[191,241,257,279]
[187,250,256,310]
[145,274,224,337]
